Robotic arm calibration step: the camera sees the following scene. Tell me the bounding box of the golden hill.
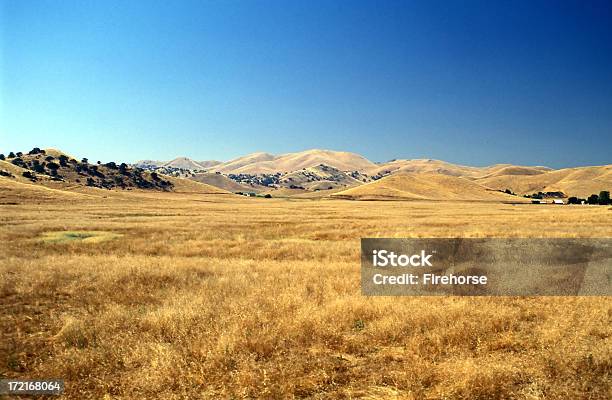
[210,152,276,173]
[0,174,93,203]
[190,172,259,193]
[366,159,485,177]
[133,158,221,170]
[279,164,362,190]
[367,159,552,179]
[475,165,612,198]
[331,173,523,202]
[197,160,222,168]
[477,164,552,178]
[211,149,377,174]
[0,150,227,195]
[161,157,208,170]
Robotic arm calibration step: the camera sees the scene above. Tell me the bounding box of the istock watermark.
[361,238,612,296]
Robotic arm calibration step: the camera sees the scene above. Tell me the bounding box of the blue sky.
[1,0,611,167]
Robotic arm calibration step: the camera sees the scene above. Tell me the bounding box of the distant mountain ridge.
[114,149,612,198]
[133,158,221,170]
[2,147,611,200]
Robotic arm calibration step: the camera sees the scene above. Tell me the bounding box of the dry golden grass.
[332,173,522,202]
[475,165,612,198]
[1,188,611,399]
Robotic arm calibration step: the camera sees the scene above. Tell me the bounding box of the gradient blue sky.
[2,0,611,167]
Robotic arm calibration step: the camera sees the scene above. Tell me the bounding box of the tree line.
[567,191,611,205]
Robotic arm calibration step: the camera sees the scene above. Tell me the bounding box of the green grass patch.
[41,230,122,244]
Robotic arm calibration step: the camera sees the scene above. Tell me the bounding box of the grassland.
[1,187,611,399]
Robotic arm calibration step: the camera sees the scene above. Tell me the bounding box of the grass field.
[1,189,611,399]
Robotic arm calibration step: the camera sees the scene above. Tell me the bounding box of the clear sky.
[1,0,611,168]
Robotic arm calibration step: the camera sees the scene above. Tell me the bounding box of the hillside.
[279,164,363,191]
[477,164,552,178]
[133,160,164,169]
[366,159,485,177]
[0,175,94,204]
[198,160,222,168]
[1,149,175,190]
[162,157,207,170]
[190,172,259,193]
[475,165,612,197]
[0,148,227,195]
[133,158,221,170]
[366,159,554,179]
[331,173,523,202]
[210,152,276,173]
[211,149,377,174]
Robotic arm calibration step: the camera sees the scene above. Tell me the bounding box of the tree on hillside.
[59,155,69,167]
[81,158,88,164]
[11,157,25,167]
[33,163,46,174]
[567,197,579,204]
[22,171,36,181]
[16,152,23,157]
[28,147,43,155]
[8,152,15,158]
[587,194,599,205]
[119,163,129,175]
[0,154,4,160]
[599,191,611,205]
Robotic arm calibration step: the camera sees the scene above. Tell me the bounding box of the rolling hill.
[331,173,524,202]
[477,164,552,178]
[133,159,164,169]
[198,160,222,168]
[366,159,554,180]
[279,164,363,190]
[475,165,612,198]
[6,147,609,200]
[210,149,377,174]
[133,158,221,170]
[366,159,485,177]
[0,149,228,195]
[210,152,276,173]
[162,157,208,170]
[190,172,260,193]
